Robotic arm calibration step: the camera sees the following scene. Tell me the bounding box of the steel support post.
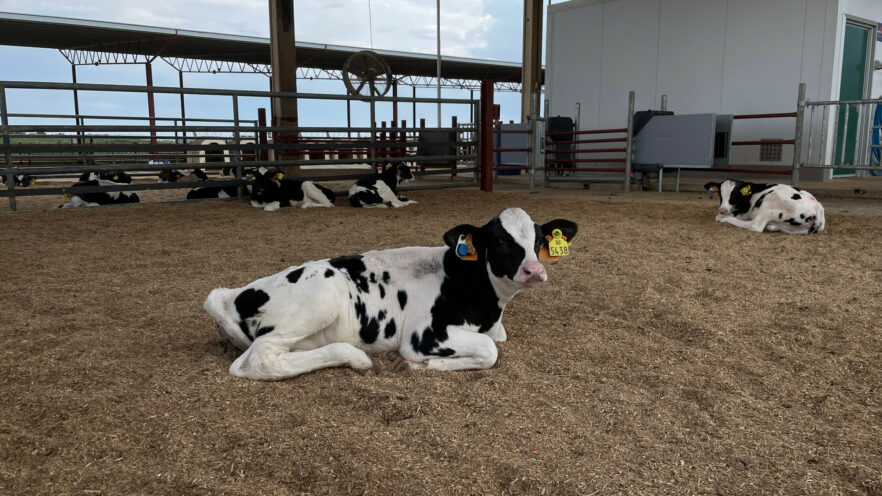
[145,62,157,146]
[792,82,806,187]
[0,87,16,211]
[178,70,187,145]
[624,91,635,191]
[233,95,243,198]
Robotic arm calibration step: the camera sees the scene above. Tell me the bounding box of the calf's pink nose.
[522,261,547,282]
[719,206,729,214]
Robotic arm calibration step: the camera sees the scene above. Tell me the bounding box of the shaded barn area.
[1,188,881,494]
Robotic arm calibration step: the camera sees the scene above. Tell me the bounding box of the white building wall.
[546,0,882,176]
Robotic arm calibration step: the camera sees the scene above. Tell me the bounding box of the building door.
[833,22,873,177]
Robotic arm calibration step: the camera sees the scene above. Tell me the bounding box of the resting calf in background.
[705,179,825,234]
[79,171,133,184]
[348,161,415,208]
[249,169,336,210]
[59,179,140,208]
[204,208,577,380]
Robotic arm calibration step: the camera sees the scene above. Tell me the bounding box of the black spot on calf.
[397,290,408,310]
[324,268,334,278]
[234,289,270,341]
[384,320,397,338]
[792,193,802,200]
[329,255,370,293]
[382,271,391,284]
[286,268,305,284]
[378,284,386,299]
[360,317,380,344]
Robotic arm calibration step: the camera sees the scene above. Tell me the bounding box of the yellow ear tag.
[455,234,478,261]
[63,194,71,201]
[384,162,394,171]
[740,185,752,196]
[274,171,284,182]
[30,177,37,184]
[543,229,571,261]
[112,175,119,181]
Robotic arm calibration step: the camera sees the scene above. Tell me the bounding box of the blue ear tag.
[455,234,477,261]
[456,235,469,257]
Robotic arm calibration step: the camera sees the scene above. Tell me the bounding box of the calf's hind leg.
[230,339,374,380]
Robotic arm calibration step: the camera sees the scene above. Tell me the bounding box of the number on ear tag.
[546,229,571,259]
[455,234,478,261]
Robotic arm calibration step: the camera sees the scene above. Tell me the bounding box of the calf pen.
[0,81,480,211]
[491,83,881,192]
[1,188,880,493]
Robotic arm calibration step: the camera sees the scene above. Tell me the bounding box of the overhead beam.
[521,0,543,122]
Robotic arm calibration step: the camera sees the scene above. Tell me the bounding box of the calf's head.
[443,208,578,288]
[705,179,750,215]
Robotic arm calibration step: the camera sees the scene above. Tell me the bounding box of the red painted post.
[400,120,407,157]
[479,79,494,192]
[257,108,268,162]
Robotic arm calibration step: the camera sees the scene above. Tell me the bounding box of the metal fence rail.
[802,94,882,178]
[0,80,480,211]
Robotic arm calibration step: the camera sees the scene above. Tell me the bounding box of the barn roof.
[0,12,532,84]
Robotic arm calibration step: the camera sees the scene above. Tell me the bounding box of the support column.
[520,0,543,123]
[269,0,299,173]
[145,62,157,145]
[480,79,494,192]
[178,70,187,145]
[71,65,82,147]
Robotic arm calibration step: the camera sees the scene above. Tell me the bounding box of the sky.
[0,0,561,132]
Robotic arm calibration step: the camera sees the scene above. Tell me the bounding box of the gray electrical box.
[632,113,717,166]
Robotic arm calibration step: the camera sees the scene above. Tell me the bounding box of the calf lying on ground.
[79,171,133,184]
[204,207,577,380]
[250,170,336,210]
[186,168,258,200]
[705,179,825,234]
[159,169,208,183]
[2,174,35,187]
[59,179,141,208]
[348,161,415,208]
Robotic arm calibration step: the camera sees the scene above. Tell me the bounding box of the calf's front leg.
[395,325,498,372]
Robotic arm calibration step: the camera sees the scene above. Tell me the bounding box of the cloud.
[0,0,498,57]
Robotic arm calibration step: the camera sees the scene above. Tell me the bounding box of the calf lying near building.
[705,179,825,234]
[204,207,577,380]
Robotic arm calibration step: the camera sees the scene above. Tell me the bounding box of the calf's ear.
[443,224,481,248]
[540,219,578,242]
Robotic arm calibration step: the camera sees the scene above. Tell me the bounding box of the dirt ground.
[1,186,881,495]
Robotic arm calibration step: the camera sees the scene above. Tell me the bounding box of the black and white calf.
[159,168,208,182]
[348,161,416,208]
[250,170,336,210]
[79,171,133,184]
[1,174,35,187]
[59,179,141,208]
[204,207,578,380]
[186,168,259,200]
[705,179,825,234]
